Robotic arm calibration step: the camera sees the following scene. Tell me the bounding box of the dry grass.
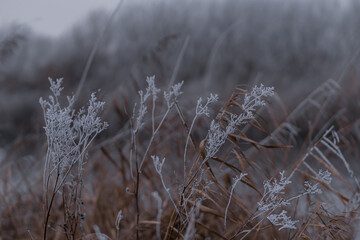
[0,68,359,240]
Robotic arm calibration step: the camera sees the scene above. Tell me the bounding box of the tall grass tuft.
[1,71,360,239]
[40,78,108,239]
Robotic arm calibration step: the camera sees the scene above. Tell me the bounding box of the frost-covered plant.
[184,199,203,240]
[304,169,332,195]
[152,155,180,216]
[40,77,108,239]
[147,76,161,133]
[130,76,184,172]
[257,169,331,232]
[132,76,160,135]
[319,127,360,189]
[316,169,332,185]
[130,76,157,176]
[257,171,292,212]
[180,84,274,233]
[196,93,219,117]
[238,169,332,238]
[164,81,184,108]
[184,93,218,179]
[347,192,360,229]
[40,78,108,179]
[128,77,185,238]
[267,210,298,230]
[224,173,248,229]
[206,84,274,159]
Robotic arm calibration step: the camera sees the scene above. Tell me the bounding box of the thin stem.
[43,173,60,240]
[224,174,246,230]
[158,169,181,220]
[139,108,170,171]
[135,162,140,240]
[152,97,156,134]
[237,208,276,240]
[183,116,197,180]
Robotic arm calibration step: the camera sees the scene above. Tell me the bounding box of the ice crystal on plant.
[184,93,218,178]
[152,155,165,175]
[134,89,150,132]
[205,84,274,159]
[40,78,108,176]
[146,75,160,100]
[257,171,291,212]
[316,169,332,185]
[49,77,64,97]
[267,210,298,230]
[132,76,161,134]
[152,155,180,216]
[206,120,227,159]
[196,93,218,117]
[243,84,275,112]
[304,181,322,194]
[224,173,248,229]
[184,199,202,240]
[304,169,332,194]
[164,81,184,108]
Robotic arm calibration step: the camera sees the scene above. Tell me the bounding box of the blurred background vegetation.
[0,0,359,189]
[1,0,360,238]
[1,0,360,146]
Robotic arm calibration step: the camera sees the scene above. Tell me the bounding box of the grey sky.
[0,0,121,37]
[0,0,352,38]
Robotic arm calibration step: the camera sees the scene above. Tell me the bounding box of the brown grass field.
[1,0,360,239]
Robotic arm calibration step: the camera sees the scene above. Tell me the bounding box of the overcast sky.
[0,0,352,38]
[0,0,121,37]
